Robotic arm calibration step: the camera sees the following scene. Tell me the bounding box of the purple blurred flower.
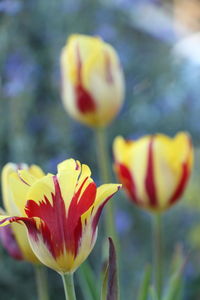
[116,210,132,234]
[3,53,37,97]
[0,225,23,260]
[0,0,22,15]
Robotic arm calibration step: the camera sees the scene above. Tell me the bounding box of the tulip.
[60,34,124,128]
[1,163,45,263]
[0,159,121,274]
[113,132,193,299]
[113,132,193,212]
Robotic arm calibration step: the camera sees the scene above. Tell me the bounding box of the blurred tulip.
[0,159,121,274]
[113,132,193,212]
[60,34,124,127]
[1,163,45,263]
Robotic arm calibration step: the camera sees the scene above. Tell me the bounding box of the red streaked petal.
[0,215,58,260]
[116,163,142,205]
[25,175,97,259]
[77,182,96,215]
[145,138,157,208]
[169,162,190,206]
[75,42,96,113]
[66,179,96,256]
[25,176,68,258]
[91,186,120,238]
[76,84,96,113]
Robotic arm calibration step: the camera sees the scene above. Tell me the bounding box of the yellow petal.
[29,165,45,178]
[154,132,193,208]
[82,183,121,223]
[1,163,23,214]
[26,174,55,206]
[1,163,45,216]
[18,167,44,186]
[57,159,94,210]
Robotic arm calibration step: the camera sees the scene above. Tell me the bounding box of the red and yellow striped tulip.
[113,132,193,212]
[0,159,121,274]
[1,163,45,262]
[60,34,124,128]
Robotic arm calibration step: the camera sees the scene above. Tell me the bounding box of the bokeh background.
[1,0,200,299]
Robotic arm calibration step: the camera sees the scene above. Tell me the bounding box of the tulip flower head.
[113,133,193,212]
[60,34,125,128]
[0,163,45,262]
[0,159,121,274]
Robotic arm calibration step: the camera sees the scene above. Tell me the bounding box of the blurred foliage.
[0,0,200,299]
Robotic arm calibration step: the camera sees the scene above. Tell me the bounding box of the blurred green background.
[1,0,200,299]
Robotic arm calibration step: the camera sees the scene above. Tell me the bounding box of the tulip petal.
[1,163,27,215]
[145,138,158,208]
[0,214,56,267]
[153,133,193,208]
[57,159,94,211]
[81,183,121,237]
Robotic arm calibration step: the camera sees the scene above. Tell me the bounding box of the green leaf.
[101,264,109,300]
[149,286,158,300]
[162,271,182,300]
[163,245,186,300]
[78,261,99,300]
[163,245,188,300]
[137,265,152,300]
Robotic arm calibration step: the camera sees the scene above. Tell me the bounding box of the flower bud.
[60,34,124,127]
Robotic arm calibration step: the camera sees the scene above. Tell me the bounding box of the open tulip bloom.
[113,132,193,212]
[0,159,121,299]
[113,132,193,299]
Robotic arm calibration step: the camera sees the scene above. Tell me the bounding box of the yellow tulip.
[60,34,124,127]
[113,132,193,212]
[0,163,45,263]
[0,159,121,274]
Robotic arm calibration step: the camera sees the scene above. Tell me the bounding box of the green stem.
[35,265,49,300]
[95,128,118,243]
[61,273,76,300]
[152,213,163,300]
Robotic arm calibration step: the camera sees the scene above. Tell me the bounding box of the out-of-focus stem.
[95,128,118,244]
[152,213,163,300]
[35,265,49,300]
[61,273,76,300]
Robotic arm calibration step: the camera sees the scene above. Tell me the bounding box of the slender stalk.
[95,128,118,243]
[61,273,76,300]
[35,265,49,300]
[152,213,163,300]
